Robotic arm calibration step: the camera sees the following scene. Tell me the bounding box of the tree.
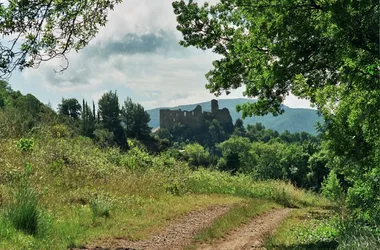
[280,144,310,187]
[233,118,246,137]
[173,0,378,115]
[98,91,127,149]
[0,0,122,78]
[173,0,379,225]
[207,119,228,148]
[121,97,151,140]
[217,136,255,174]
[58,98,81,119]
[81,100,95,138]
[0,80,12,108]
[182,143,210,168]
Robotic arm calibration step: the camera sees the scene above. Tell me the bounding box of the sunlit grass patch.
[265,208,338,250]
[186,169,331,208]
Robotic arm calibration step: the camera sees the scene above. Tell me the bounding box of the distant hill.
[146,98,323,135]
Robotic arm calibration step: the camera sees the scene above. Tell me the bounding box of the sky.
[7,0,312,111]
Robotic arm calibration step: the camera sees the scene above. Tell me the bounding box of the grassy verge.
[264,207,338,250]
[0,193,242,250]
[185,199,280,249]
[186,169,331,208]
[0,137,331,250]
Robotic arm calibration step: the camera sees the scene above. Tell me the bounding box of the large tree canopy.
[173,0,378,115]
[173,0,379,224]
[0,0,122,78]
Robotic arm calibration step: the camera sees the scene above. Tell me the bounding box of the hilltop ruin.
[159,99,233,130]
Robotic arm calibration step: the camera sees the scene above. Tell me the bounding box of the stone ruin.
[159,99,233,130]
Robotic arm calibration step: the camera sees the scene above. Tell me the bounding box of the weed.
[89,195,115,218]
[17,138,35,152]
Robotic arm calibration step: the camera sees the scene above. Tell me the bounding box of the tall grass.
[89,195,115,218]
[0,137,332,249]
[336,223,380,250]
[7,181,46,236]
[185,169,330,208]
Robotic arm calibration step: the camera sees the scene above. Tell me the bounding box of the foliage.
[321,170,343,202]
[98,91,127,149]
[121,97,152,140]
[181,143,210,168]
[280,144,309,187]
[81,100,96,138]
[232,118,246,137]
[58,98,81,119]
[0,0,123,77]
[307,149,330,191]
[50,124,70,139]
[17,138,35,152]
[250,142,285,180]
[217,136,255,174]
[173,0,379,226]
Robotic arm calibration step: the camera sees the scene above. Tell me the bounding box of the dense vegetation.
[0,1,378,248]
[1,79,379,249]
[173,0,379,244]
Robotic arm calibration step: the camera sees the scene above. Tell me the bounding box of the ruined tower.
[211,99,219,114]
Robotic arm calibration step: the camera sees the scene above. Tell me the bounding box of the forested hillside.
[147,98,323,135]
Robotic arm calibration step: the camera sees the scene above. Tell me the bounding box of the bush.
[181,143,210,168]
[321,170,343,201]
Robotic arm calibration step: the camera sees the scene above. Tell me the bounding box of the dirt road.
[82,204,233,250]
[197,208,292,250]
[79,206,291,250]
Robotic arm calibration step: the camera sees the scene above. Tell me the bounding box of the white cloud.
[14,0,312,111]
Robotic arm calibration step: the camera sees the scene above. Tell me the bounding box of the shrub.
[50,124,70,138]
[321,170,343,201]
[181,143,210,168]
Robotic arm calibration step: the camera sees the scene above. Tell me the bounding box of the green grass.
[186,169,330,208]
[8,184,40,236]
[89,195,115,218]
[191,199,280,245]
[264,208,339,250]
[0,137,329,250]
[335,223,380,250]
[265,207,380,250]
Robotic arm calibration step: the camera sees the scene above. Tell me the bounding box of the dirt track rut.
[82,204,233,250]
[79,206,291,250]
[197,208,291,250]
